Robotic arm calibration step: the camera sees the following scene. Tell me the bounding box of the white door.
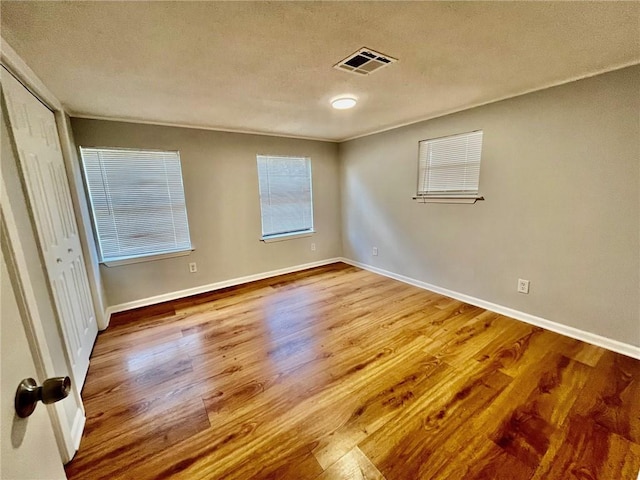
[0,247,67,480]
[1,68,97,388]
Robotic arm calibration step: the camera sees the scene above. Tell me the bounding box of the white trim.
[1,48,91,462]
[0,40,62,111]
[2,35,107,329]
[71,62,640,144]
[4,34,637,146]
[261,231,315,243]
[103,249,193,267]
[69,408,86,451]
[69,113,337,143]
[56,114,107,329]
[103,255,640,360]
[412,196,484,204]
[338,60,640,143]
[1,186,79,462]
[339,258,640,360]
[104,257,342,321]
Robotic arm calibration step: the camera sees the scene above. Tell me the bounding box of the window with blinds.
[417,130,483,200]
[257,155,313,240]
[79,147,192,263]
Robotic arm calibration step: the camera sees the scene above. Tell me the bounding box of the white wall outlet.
[311,243,316,251]
[372,246,378,256]
[189,262,197,273]
[517,278,529,294]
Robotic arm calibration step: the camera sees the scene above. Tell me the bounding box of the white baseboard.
[102,255,639,360]
[339,258,640,360]
[70,408,86,452]
[103,258,342,325]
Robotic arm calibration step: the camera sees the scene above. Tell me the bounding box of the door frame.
[1,84,85,463]
[0,38,107,330]
[1,226,69,479]
[0,39,103,462]
[0,206,81,463]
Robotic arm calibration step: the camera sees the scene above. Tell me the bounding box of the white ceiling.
[2,1,639,142]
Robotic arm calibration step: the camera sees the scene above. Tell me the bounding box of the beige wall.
[339,66,640,346]
[70,119,342,306]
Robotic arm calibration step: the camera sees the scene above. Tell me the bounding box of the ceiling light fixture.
[331,97,357,110]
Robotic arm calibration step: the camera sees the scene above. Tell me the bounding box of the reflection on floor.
[65,262,640,479]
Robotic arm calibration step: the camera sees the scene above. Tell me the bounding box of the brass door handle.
[15,376,71,418]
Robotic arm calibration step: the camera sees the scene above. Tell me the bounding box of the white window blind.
[257,155,313,239]
[79,147,192,263]
[417,130,483,197]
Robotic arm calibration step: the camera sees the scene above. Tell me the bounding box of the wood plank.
[570,351,640,443]
[417,436,536,480]
[312,356,450,469]
[65,262,640,480]
[359,360,513,479]
[315,447,386,480]
[531,415,640,480]
[65,396,210,479]
[120,335,436,479]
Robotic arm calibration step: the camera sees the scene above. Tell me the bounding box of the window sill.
[261,231,315,243]
[412,195,484,204]
[101,249,194,267]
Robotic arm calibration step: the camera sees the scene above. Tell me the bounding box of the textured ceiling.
[2,1,639,141]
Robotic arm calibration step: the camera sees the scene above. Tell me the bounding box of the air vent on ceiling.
[334,47,398,76]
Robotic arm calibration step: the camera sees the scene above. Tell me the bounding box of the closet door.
[2,68,97,387]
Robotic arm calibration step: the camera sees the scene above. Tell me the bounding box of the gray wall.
[339,66,640,346]
[71,119,342,306]
[71,66,639,348]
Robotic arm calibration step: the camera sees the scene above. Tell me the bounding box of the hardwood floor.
[65,262,640,480]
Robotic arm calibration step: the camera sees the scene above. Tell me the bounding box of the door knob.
[15,376,71,418]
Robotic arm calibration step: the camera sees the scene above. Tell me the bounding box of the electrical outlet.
[311,243,316,251]
[189,262,197,273]
[517,278,529,294]
[372,246,378,256]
